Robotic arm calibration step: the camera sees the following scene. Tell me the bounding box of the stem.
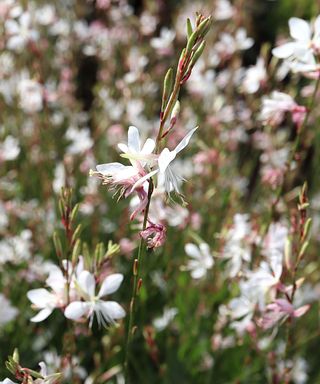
[124,179,153,382]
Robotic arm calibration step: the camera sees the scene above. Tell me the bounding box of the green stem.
[124,180,154,382]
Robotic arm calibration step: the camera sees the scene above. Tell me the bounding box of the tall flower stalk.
[122,13,212,382]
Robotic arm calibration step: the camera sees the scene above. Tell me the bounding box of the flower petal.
[96,162,125,175]
[98,274,124,298]
[293,304,310,318]
[78,270,96,298]
[272,42,295,58]
[30,308,53,322]
[174,127,198,154]
[158,148,176,173]
[289,17,311,41]
[185,243,200,259]
[128,126,140,152]
[100,301,126,321]
[64,301,90,320]
[141,138,155,155]
[27,289,55,308]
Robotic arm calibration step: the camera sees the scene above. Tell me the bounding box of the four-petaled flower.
[64,270,125,327]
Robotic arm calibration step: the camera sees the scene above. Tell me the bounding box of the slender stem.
[124,180,153,382]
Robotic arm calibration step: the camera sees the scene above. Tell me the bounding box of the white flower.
[242,58,267,94]
[150,28,175,52]
[17,79,43,113]
[214,0,235,20]
[157,127,197,194]
[153,307,178,331]
[0,136,20,161]
[184,242,214,279]
[64,270,125,327]
[118,125,155,167]
[0,294,18,327]
[27,260,82,322]
[272,16,320,73]
[221,214,252,278]
[5,12,39,51]
[260,91,299,126]
[66,127,93,154]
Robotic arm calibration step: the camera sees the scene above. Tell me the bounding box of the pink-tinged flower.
[258,298,310,329]
[64,270,125,327]
[91,126,157,220]
[260,91,307,127]
[140,222,166,249]
[272,16,320,73]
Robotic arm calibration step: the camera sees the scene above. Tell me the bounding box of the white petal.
[128,126,140,152]
[191,267,206,279]
[98,274,124,298]
[100,301,126,320]
[30,308,53,322]
[174,127,198,154]
[158,148,176,173]
[141,138,155,155]
[64,301,89,320]
[131,169,158,191]
[27,289,55,308]
[78,270,96,298]
[289,17,311,41]
[185,243,201,259]
[272,42,295,58]
[118,143,128,153]
[96,162,125,175]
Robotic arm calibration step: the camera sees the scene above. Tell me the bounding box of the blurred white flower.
[260,91,306,127]
[5,11,39,51]
[0,294,18,327]
[214,0,234,20]
[66,127,93,154]
[184,242,214,279]
[221,214,252,278]
[242,58,267,94]
[153,308,178,331]
[150,28,175,53]
[0,136,20,161]
[17,79,43,113]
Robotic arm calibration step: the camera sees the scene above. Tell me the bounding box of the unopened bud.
[161,68,173,113]
[133,259,138,275]
[284,237,292,271]
[170,100,180,122]
[72,238,81,266]
[187,18,193,38]
[302,218,312,242]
